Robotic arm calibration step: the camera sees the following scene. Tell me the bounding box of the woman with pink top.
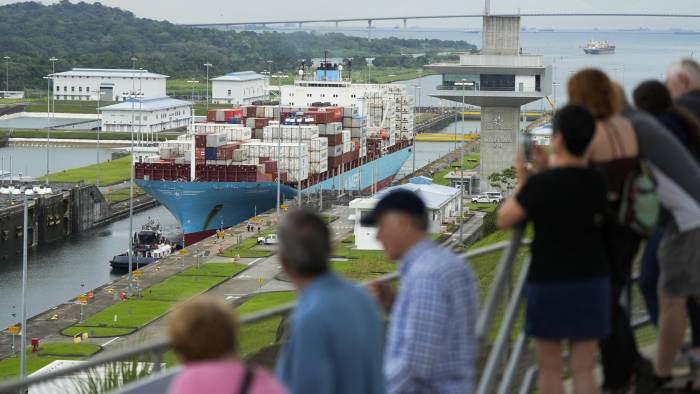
[166,297,288,394]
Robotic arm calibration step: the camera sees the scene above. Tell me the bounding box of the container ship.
[135,62,415,245]
[583,40,616,55]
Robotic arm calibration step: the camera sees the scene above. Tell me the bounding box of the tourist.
[275,210,385,394]
[633,79,700,363]
[666,58,700,118]
[166,297,287,394]
[568,69,650,392]
[364,189,478,394]
[633,80,700,390]
[498,105,610,394]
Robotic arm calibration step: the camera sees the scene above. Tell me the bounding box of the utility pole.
[49,57,58,134]
[127,55,138,295]
[18,188,34,380]
[3,56,9,94]
[43,75,51,185]
[203,62,213,114]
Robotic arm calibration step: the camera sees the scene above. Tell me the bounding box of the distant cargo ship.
[583,40,616,55]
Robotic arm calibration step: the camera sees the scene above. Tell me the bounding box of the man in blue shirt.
[275,210,386,394]
[363,190,479,394]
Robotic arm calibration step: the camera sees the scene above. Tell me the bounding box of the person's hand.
[368,281,395,313]
[531,146,549,172]
[515,154,529,185]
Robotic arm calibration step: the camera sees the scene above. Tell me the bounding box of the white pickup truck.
[256,234,278,245]
[471,192,503,204]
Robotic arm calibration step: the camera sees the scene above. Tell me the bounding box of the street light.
[42,76,51,185]
[551,82,561,111]
[49,57,58,130]
[203,63,213,114]
[187,80,199,134]
[411,85,421,175]
[454,79,474,244]
[127,55,138,294]
[17,187,34,379]
[268,60,283,219]
[3,56,9,94]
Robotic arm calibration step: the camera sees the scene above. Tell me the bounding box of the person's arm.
[497,156,530,229]
[279,316,334,394]
[385,275,448,394]
[626,110,700,203]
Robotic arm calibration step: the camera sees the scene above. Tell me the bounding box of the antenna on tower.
[484,0,491,15]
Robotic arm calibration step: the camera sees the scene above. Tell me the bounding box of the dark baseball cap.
[360,189,427,226]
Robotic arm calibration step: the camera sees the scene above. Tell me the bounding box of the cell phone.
[519,133,534,162]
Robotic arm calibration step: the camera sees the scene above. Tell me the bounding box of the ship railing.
[0,228,652,394]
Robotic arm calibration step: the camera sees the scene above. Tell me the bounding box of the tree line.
[0,0,475,90]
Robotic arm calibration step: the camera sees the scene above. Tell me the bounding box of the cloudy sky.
[1,0,699,28]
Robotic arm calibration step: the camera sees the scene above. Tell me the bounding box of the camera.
[518,133,535,162]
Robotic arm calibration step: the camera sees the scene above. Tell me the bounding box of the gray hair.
[668,58,700,86]
[278,210,330,276]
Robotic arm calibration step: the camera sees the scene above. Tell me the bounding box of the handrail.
[476,226,525,341]
[0,235,525,393]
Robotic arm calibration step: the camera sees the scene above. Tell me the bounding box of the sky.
[1,0,699,29]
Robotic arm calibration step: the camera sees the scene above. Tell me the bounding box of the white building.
[51,68,168,102]
[349,179,462,250]
[211,71,266,105]
[99,97,192,133]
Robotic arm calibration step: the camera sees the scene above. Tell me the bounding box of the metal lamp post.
[551,82,560,111]
[18,187,34,379]
[3,56,9,94]
[203,63,212,114]
[49,57,58,131]
[42,76,51,185]
[412,85,421,175]
[454,79,474,244]
[96,93,101,186]
[127,55,138,294]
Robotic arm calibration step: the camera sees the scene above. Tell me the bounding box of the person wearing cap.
[364,190,479,394]
[275,210,385,394]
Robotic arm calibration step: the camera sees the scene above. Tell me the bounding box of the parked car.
[256,234,278,245]
[471,192,503,204]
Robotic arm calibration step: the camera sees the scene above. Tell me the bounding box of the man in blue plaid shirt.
[364,190,479,394]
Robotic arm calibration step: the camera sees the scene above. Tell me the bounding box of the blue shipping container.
[205,147,217,160]
[227,117,242,124]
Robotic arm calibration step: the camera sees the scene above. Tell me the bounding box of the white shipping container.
[343,141,353,154]
[350,127,364,138]
[310,161,328,174]
[328,144,344,157]
[206,132,229,147]
[325,122,342,135]
[232,150,247,162]
[310,137,328,151]
[360,146,367,158]
[342,130,351,144]
[310,149,328,163]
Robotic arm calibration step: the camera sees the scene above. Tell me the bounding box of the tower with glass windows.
[427,15,551,191]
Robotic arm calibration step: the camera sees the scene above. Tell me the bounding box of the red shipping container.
[258,157,270,164]
[326,134,343,145]
[207,109,218,123]
[328,156,343,168]
[195,148,205,159]
[195,134,207,148]
[263,160,278,174]
[245,106,257,118]
[254,118,270,129]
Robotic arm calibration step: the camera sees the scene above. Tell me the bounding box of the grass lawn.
[61,326,136,337]
[73,299,173,329]
[332,259,396,282]
[221,230,275,258]
[179,263,247,277]
[141,276,225,302]
[468,203,497,213]
[36,342,101,357]
[39,155,131,185]
[104,186,144,204]
[237,292,296,357]
[24,100,101,114]
[0,354,80,380]
[432,151,481,186]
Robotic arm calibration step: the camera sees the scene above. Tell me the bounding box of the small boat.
[583,40,616,55]
[109,219,174,271]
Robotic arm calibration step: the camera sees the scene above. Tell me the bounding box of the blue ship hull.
[136,146,411,244]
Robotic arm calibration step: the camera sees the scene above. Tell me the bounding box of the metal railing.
[0,230,532,394]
